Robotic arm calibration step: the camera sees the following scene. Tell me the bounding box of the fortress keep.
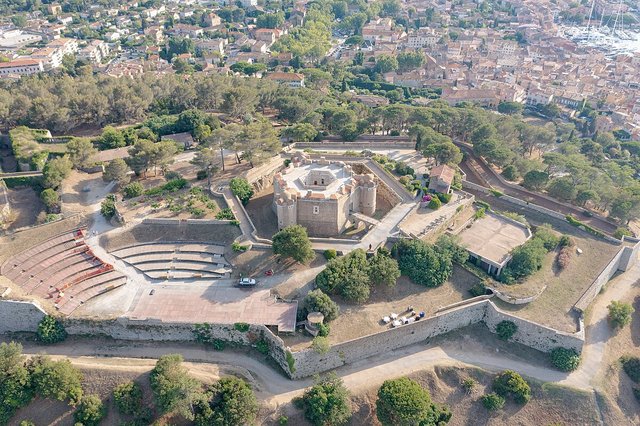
[273,153,377,236]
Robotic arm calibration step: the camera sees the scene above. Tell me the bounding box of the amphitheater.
[1,228,126,315]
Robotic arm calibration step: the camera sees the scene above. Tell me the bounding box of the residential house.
[31,47,63,69]
[266,72,305,88]
[161,132,195,149]
[203,13,222,27]
[428,164,455,194]
[169,24,203,38]
[79,40,110,64]
[47,37,79,56]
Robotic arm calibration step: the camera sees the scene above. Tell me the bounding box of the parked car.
[237,278,257,287]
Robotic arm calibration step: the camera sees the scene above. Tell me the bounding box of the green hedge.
[565,215,605,238]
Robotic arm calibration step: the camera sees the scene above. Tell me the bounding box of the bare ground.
[3,187,44,230]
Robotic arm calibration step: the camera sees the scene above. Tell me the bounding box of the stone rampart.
[0,300,46,334]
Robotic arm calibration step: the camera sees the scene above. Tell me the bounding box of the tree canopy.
[272,225,316,264]
[376,377,452,426]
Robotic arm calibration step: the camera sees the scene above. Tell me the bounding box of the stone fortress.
[273,152,377,236]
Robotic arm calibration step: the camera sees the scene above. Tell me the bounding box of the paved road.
[455,143,618,235]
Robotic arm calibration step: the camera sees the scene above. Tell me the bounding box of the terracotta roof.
[0,59,41,68]
[430,164,455,184]
[266,72,304,81]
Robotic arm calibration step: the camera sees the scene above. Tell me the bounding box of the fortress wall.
[0,300,46,334]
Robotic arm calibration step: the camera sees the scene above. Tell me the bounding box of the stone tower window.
[313,206,319,214]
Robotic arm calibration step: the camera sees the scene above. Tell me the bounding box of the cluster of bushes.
[613,227,633,240]
[36,315,67,344]
[192,323,226,351]
[565,215,605,238]
[556,235,575,270]
[550,347,581,372]
[144,177,188,196]
[231,241,248,252]
[272,225,316,264]
[315,248,400,303]
[0,342,94,425]
[620,356,640,401]
[392,235,468,288]
[499,224,558,283]
[495,320,518,341]
[215,208,235,220]
[481,370,531,411]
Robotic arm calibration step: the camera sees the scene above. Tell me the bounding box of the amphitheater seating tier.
[110,242,230,280]
[1,228,126,315]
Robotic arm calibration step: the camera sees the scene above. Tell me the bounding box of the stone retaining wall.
[0,300,46,334]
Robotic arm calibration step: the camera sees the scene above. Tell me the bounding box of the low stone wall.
[294,141,415,150]
[286,299,584,378]
[573,240,640,313]
[142,218,233,226]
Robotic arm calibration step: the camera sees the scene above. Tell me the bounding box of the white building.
[79,40,110,64]
[406,29,439,49]
[0,59,44,77]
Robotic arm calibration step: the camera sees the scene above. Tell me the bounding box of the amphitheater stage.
[125,282,297,332]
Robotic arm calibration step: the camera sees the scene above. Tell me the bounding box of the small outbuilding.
[428,164,455,194]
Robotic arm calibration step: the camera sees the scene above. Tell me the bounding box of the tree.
[150,354,202,420]
[374,54,398,74]
[0,342,33,425]
[522,170,549,190]
[497,101,523,115]
[194,377,258,426]
[376,377,451,426]
[607,301,634,329]
[423,142,462,165]
[396,51,425,72]
[367,253,400,287]
[229,177,254,205]
[165,36,195,62]
[272,225,315,264]
[547,177,577,201]
[66,137,97,169]
[43,155,73,189]
[40,188,60,212]
[300,374,352,426]
[28,356,83,405]
[191,147,219,189]
[500,238,546,281]
[103,158,130,188]
[282,123,318,142]
[100,194,117,219]
[549,347,581,372]
[301,289,340,322]
[74,394,105,426]
[481,393,505,411]
[122,182,144,199]
[126,139,156,177]
[37,315,67,344]
[113,381,142,415]
[340,269,371,303]
[256,12,285,29]
[393,238,456,288]
[99,126,126,149]
[492,370,531,404]
[501,164,518,181]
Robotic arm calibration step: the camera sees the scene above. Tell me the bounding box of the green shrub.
[376,377,452,426]
[633,387,640,402]
[312,336,330,354]
[620,356,640,383]
[495,321,518,341]
[437,192,452,203]
[474,207,486,219]
[37,315,67,344]
[216,208,235,220]
[475,200,490,210]
[324,249,337,260]
[533,224,559,251]
[490,189,503,197]
[481,393,505,411]
[230,177,254,205]
[608,301,634,329]
[122,182,144,199]
[113,382,142,415]
[164,171,182,181]
[558,235,575,247]
[74,394,105,426]
[614,227,632,240]
[255,340,270,355]
[196,170,207,180]
[212,339,225,351]
[550,348,581,372]
[232,241,248,252]
[278,415,288,425]
[468,282,487,297]
[286,351,296,374]
[301,289,340,322]
[462,377,477,394]
[300,374,350,425]
[428,197,442,210]
[318,323,330,337]
[234,322,250,332]
[493,370,531,404]
[565,215,605,238]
